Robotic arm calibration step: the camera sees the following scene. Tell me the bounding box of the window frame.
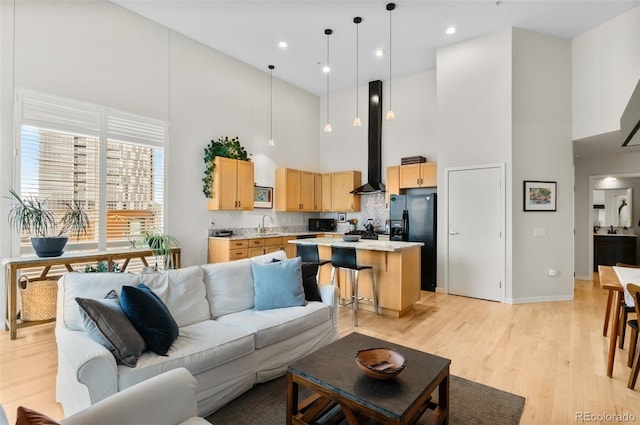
[12,88,169,256]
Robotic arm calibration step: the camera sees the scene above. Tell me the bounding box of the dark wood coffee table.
[286,332,451,425]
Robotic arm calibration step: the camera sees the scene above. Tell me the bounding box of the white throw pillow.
[202,259,255,318]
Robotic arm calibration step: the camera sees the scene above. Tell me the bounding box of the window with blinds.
[15,89,166,252]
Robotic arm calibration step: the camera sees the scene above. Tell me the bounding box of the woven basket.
[18,276,58,321]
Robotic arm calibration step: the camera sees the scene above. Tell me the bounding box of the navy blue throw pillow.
[120,284,179,356]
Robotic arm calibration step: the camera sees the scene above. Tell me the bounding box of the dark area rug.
[206,375,525,425]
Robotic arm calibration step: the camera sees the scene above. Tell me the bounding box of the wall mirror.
[593,188,632,227]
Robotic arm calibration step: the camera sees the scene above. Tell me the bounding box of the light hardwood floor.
[1,277,639,424]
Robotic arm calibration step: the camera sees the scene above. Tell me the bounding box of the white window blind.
[15,89,166,252]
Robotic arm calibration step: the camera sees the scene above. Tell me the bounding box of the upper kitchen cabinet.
[313,173,323,212]
[331,171,362,212]
[322,173,332,212]
[386,165,400,208]
[275,168,316,212]
[399,163,437,189]
[208,157,254,211]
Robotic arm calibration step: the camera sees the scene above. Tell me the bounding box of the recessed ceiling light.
[375,49,385,57]
[445,26,456,35]
[322,65,330,73]
[278,41,288,48]
[604,177,617,182]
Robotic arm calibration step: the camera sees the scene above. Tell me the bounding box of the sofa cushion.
[117,320,255,390]
[202,250,290,319]
[202,259,254,318]
[76,290,145,367]
[252,257,305,311]
[60,272,141,331]
[216,301,330,349]
[138,266,210,328]
[120,284,179,356]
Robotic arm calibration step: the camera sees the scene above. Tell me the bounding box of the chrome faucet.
[261,215,275,234]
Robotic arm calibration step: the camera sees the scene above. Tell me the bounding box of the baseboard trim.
[506,294,574,304]
[575,274,591,281]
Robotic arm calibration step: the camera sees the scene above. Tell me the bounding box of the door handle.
[449,231,459,235]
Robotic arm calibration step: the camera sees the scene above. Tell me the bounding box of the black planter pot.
[31,236,68,257]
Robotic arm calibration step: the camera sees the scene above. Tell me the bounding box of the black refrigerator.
[389,189,437,291]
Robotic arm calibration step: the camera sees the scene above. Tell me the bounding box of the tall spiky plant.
[7,188,56,237]
[59,200,89,240]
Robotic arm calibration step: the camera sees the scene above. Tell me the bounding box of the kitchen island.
[290,237,424,317]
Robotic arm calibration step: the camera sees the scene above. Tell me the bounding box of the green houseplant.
[139,228,179,270]
[202,136,251,199]
[7,188,89,257]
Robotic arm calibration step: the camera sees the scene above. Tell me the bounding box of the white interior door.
[447,166,503,301]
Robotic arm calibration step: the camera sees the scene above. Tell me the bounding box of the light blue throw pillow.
[251,256,306,310]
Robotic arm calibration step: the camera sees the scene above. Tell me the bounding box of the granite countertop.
[209,231,323,241]
[288,237,423,252]
[594,233,638,237]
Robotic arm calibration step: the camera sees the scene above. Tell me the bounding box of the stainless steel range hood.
[621,78,640,147]
[351,80,386,194]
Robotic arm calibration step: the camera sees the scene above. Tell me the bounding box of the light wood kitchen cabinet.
[313,173,323,211]
[322,173,332,212]
[275,168,316,212]
[207,157,254,211]
[386,165,400,208]
[399,163,437,188]
[208,235,309,264]
[331,171,361,212]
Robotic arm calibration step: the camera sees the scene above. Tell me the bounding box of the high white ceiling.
[113,1,639,96]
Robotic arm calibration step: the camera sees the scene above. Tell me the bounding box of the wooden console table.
[3,247,181,340]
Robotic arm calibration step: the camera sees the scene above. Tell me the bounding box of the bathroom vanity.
[593,234,637,271]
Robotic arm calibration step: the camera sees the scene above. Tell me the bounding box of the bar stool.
[330,246,379,326]
[296,244,331,283]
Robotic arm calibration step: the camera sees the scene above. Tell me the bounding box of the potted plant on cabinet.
[7,188,89,257]
[202,136,251,199]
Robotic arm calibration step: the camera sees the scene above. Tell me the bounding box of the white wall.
[318,70,437,174]
[436,29,513,295]
[0,0,320,301]
[168,32,321,265]
[511,29,573,302]
[572,6,640,140]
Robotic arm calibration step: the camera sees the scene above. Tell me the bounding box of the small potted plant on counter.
[7,188,89,257]
[139,228,179,271]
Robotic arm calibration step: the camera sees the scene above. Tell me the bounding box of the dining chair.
[628,284,640,389]
[616,263,640,348]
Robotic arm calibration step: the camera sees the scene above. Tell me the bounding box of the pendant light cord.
[326,30,330,124]
[355,19,359,118]
[388,6,393,111]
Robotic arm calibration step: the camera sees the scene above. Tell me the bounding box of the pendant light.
[386,3,396,121]
[267,65,275,147]
[353,17,362,127]
[323,29,333,133]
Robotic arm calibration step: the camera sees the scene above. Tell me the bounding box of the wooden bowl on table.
[354,347,407,380]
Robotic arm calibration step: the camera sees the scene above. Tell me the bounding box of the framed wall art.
[523,181,556,211]
[338,213,347,223]
[254,186,273,209]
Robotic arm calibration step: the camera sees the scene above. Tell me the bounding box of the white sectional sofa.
[55,250,338,417]
[61,368,208,425]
